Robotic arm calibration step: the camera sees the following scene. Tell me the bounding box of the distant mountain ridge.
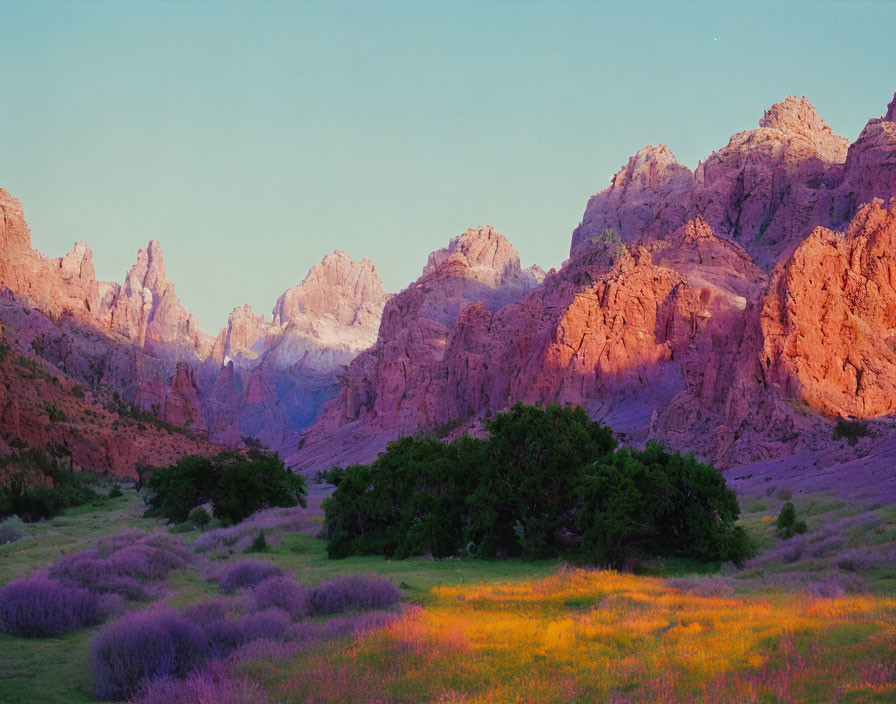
[0,190,389,457]
[2,90,896,483]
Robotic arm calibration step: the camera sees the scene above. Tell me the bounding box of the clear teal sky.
[1,0,894,332]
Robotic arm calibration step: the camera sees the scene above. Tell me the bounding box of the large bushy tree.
[323,404,753,567]
[145,450,307,525]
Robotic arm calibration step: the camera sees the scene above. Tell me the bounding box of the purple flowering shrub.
[49,532,192,599]
[0,577,104,637]
[192,506,305,555]
[215,559,284,594]
[237,608,293,642]
[89,569,402,697]
[90,609,208,701]
[134,663,268,704]
[306,574,401,616]
[250,575,308,618]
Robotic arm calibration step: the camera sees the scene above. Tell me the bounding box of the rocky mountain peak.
[272,251,385,328]
[612,144,691,191]
[885,91,896,123]
[424,225,523,286]
[758,95,849,162]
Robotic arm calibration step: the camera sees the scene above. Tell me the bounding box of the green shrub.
[577,443,753,568]
[107,484,123,499]
[189,507,210,530]
[248,531,268,552]
[775,502,808,540]
[0,451,100,522]
[145,451,307,525]
[323,404,749,567]
[42,402,66,424]
[833,417,868,445]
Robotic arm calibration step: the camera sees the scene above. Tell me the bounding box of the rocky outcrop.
[821,91,896,227]
[292,227,542,465]
[0,187,389,454]
[761,198,896,418]
[199,251,389,448]
[102,240,213,361]
[572,95,853,270]
[572,145,694,252]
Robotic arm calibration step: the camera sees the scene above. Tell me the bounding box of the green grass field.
[0,489,894,704]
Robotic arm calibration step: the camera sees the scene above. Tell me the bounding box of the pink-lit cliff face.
[291,92,896,473]
[0,192,389,455]
[3,91,896,478]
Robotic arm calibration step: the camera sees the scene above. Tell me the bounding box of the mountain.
[293,91,896,474]
[0,189,389,462]
[4,90,896,481]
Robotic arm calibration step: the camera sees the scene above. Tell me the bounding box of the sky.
[1,0,895,333]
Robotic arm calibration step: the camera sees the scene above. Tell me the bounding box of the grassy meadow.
[0,488,894,704]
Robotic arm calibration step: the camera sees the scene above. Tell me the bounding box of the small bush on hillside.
[0,516,24,545]
[133,663,268,704]
[833,416,869,445]
[145,451,307,525]
[189,507,210,530]
[250,576,308,618]
[0,577,104,637]
[247,530,268,552]
[108,484,123,499]
[216,559,284,594]
[775,502,808,540]
[90,609,208,701]
[42,402,66,423]
[305,575,401,616]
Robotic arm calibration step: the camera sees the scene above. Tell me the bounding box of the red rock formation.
[0,188,389,453]
[762,198,896,418]
[572,95,852,270]
[102,240,212,360]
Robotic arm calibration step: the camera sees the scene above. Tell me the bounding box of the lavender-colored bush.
[94,529,143,558]
[192,506,305,555]
[49,534,192,598]
[90,576,148,601]
[836,547,892,572]
[183,599,229,627]
[0,577,104,637]
[202,617,245,659]
[90,609,208,701]
[216,559,284,594]
[237,608,293,642]
[763,570,871,597]
[229,611,399,664]
[305,575,401,616]
[250,575,308,618]
[134,662,268,704]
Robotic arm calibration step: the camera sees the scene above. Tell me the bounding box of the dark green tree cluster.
[0,449,101,522]
[833,416,868,445]
[323,404,753,567]
[145,450,307,525]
